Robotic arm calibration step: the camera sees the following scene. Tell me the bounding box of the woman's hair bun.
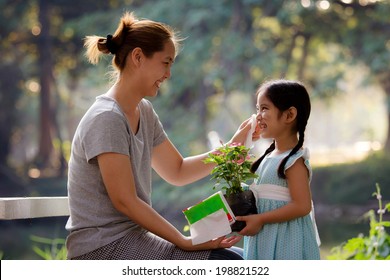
[105,34,118,54]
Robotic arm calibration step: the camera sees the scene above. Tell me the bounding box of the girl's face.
[140,40,176,97]
[256,92,285,139]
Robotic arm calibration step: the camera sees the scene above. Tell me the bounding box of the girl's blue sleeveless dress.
[243,148,320,260]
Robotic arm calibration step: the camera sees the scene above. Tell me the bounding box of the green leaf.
[380,221,390,227]
[343,237,365,252]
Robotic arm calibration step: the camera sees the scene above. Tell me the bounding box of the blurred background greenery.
[0,0,389,259]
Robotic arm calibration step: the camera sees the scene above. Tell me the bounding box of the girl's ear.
[285,106,297,123]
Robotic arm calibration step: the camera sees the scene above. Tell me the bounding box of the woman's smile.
[155,80,163,89]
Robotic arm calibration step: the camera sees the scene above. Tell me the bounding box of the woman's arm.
[237,158,312,236]
[98,152,240,250]
[151,138,214,186]
[152,117,254,186]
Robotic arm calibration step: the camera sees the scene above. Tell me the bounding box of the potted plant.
[203,142,258,231]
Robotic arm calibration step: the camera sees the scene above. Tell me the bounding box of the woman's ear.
[285,106,297,123]
[131,47,143,67]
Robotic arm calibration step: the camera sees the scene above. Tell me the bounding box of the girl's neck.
[273,135,299,154]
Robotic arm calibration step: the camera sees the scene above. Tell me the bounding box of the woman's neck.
[106,81,142,134]
[106,80,141,115]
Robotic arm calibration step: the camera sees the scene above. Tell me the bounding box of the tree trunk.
[37,0,54,168]
[386,106,390,153]
[377,72,390,153]
[298,34,310,81]
[0,65,22,167]
[281,33,298,78]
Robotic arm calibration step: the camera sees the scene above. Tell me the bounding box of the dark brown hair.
[250,79,311,179]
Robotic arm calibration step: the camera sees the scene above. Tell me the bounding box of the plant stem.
[376,183,383,223]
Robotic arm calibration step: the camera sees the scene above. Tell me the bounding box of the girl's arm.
[237,158,312,236]
[152,117,254,186]
[98,152,240,250]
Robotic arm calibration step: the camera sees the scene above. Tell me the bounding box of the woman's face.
[140,40,176,97]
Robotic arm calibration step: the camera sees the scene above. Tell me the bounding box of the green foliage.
[327,184,390,260]
[203,142,258,196]
[312,152,390,204]
[30,235,67,260]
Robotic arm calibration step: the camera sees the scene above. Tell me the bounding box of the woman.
[65,11,253,260]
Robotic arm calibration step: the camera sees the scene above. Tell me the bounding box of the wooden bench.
[0,197,69,220]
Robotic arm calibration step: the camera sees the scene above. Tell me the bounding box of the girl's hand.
[236,215,264,236]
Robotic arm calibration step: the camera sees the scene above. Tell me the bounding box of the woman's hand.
[207,235,242,249]
[252,117,261,142]
[229,116,260,145]
[178,235,242,251]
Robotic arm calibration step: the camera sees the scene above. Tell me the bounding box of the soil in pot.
[225,189,257,232]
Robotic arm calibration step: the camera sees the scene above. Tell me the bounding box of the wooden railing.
[0,197,69,220]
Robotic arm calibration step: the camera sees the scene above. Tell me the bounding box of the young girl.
[236,79,321,260]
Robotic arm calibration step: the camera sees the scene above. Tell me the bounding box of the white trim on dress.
[250,183,321,246]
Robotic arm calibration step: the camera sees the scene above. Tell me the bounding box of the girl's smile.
[257,120,267,131]
[256,93,281,139]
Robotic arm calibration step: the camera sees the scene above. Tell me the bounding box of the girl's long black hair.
[250,80,311,179]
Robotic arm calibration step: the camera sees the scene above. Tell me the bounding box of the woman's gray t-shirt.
[65,95,167,258]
